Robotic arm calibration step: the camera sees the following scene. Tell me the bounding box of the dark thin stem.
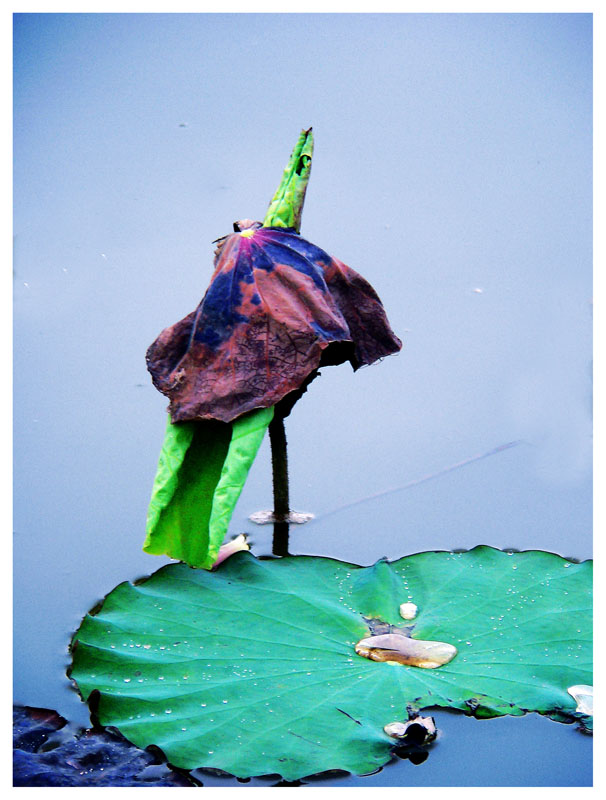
[268,411,290,555]
[272,520,290,557]
[269,411,290,517]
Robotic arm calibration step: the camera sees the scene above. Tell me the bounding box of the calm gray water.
[13,13,592,786]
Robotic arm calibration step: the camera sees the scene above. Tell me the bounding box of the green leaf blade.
[143,408,273,569]
[263,128,314,232]
[207,406,274,564]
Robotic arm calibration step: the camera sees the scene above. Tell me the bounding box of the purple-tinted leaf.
[13,706,194,787]
[147,223,402,423]
[13,706,67,753]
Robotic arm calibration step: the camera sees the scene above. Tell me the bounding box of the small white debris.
[212,534,250,568]
[384,715,437,742]
[383,721,408,738]
[399,602,418,620]
[568,684,593,715]
[249,510,314,524]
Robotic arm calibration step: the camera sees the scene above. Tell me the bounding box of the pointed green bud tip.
[263,127,314,232]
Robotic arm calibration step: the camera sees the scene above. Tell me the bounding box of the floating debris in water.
[249,510,314,525]
[384,715,437,744]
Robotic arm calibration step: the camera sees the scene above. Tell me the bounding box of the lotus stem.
[268,411,290,555]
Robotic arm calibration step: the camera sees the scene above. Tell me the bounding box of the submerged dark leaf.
[13,706,68,753]
[147,222,402,423]
[13,706,194,787]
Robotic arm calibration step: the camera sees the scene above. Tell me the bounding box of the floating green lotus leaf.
[69,546,592,780]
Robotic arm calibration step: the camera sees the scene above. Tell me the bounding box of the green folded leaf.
[71,546,592,780]
[263,127,314,232]
[143,407,273,569]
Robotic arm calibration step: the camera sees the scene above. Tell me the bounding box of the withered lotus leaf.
[146,220,402,423]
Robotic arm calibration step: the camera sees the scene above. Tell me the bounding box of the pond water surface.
[13,12,592,787]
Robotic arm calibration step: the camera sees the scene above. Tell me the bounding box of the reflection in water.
[272,520,290,557]
[389,717,436,767]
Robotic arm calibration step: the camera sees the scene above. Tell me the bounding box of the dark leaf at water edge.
[13,706,196,787]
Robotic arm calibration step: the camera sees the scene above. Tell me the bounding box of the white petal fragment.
[568,684,593,715]
[384,715,437,742]
[212,534,250,568]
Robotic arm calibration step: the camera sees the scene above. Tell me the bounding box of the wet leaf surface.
[69,546,592,781]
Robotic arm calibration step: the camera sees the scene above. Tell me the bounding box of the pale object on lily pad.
[384,716,437,743]
[399,602,418,620]
[567,684,593,715]
[355,632,457,669]
[212,534,250,568]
